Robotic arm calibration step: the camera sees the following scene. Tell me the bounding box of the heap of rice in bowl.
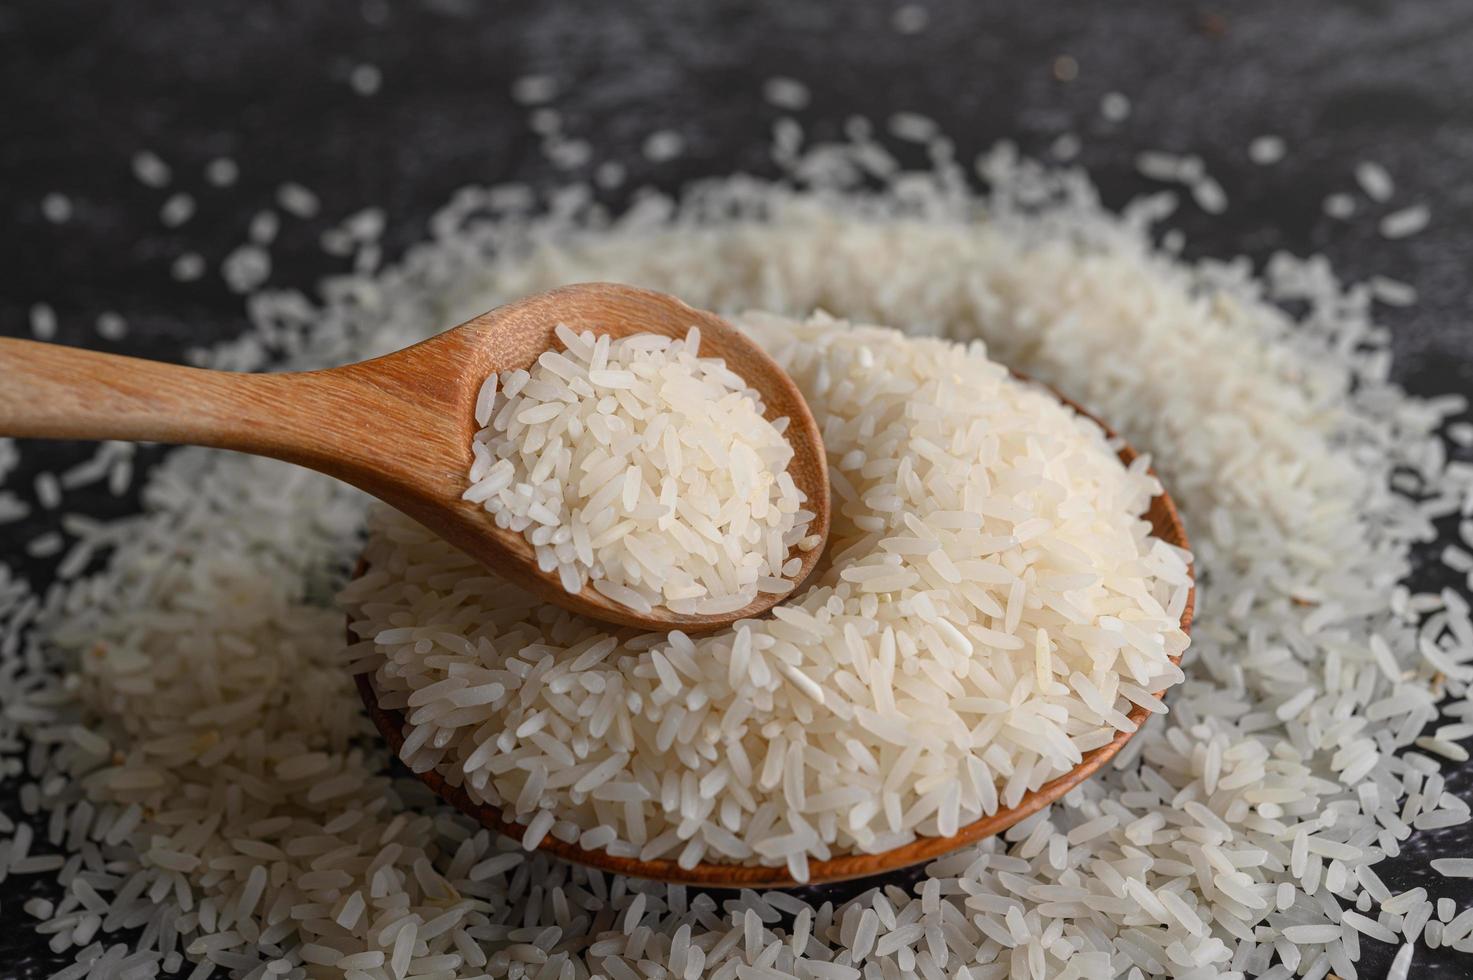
[345,311,1194,882]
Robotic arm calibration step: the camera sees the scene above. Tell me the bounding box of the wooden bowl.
[349,378,1194,889]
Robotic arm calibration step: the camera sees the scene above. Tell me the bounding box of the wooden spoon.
[0,282,831,632]
[350,382,1194,889]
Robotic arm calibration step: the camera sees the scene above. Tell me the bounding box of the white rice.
[249,211,279,245]
[30,302,58,340]
[204,157,238,187]
[348,63,382,97]
[95,312,128,341]
[1355,160,1395,202]
[1191,175,1228,214]
[130,150,171,188]
[891,4,929,34]
[170,252,206,282]
[887,112,939,144]
[221,244,271,293]
[41,192,74,223]
[595,161,627,190]
[276,182,320,219]
[1370,274,1418,307]
[159,193,195,228]
[2,105,1470,980]
[1324,192,1357,219]
[642,130,685,163]
[1099,91,1131,123]
[364,313,1189,873]
[1380,204,1430,240]
[463,325,814,613]
[512,73,559,106]
[762,77,810,111]
[1248,134,1286,165]
[1049,132,1080,162]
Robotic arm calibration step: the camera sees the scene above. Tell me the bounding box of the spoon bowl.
[0,283,831,632]
[350,381,1193,889]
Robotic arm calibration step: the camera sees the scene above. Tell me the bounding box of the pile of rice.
[355,312,1191,881]
[2,119,1471,980]
[464,323,815,615]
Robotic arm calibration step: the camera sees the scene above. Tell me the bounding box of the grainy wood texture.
[353,380,1195,888]
[0,282,831,632]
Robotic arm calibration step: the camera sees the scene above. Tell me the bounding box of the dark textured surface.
[2,0,1472,976]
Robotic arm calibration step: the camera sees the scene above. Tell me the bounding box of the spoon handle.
[0,335,474,519]
[0,338,411,477]
[0,338,282,445]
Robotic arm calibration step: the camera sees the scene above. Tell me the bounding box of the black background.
[2,1,1472,977]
